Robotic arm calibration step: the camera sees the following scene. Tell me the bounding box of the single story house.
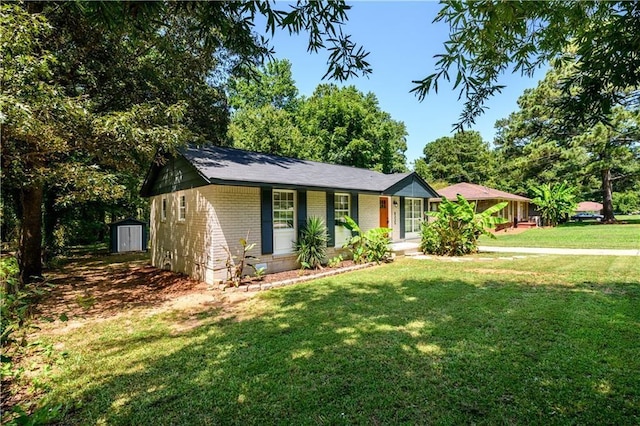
[140,145,439,284]
[432,182,532,226]
[576,201,603,214]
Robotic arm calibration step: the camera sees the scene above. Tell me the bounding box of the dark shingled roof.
[182,145,410,192]
[156,145,438,197]
[182,146,430,193]
[140,145,440,197]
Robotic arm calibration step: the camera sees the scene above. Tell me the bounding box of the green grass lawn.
[479,220,640,249]
[23,255,640,425]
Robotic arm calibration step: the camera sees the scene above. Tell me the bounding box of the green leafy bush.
[530,182,577,226]
[343,216,392,264]
[420,195,507,256]
[295,216,328,269]
[613,191,640,215]
[327,255,343,268]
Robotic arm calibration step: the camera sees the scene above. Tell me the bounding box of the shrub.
[343,216,392,264]
[613,191,640,215]
[420,195,507,256]
[295,217,328,269]
[530,182,577,226]
[222,233,259,288]
[327,255,343,268]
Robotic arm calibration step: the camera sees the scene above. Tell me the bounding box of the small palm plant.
[295,216,328,269]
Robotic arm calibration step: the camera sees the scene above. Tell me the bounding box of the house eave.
[207,178,384,195]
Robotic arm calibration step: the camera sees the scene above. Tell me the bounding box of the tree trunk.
[18,183,44,285]
[601,168,615,222]
[43,187,59,262]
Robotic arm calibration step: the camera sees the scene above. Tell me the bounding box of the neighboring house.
[140,145,439,283]
[432,182,532,226]
[576,201,603,214]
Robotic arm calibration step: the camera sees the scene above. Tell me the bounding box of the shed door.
[118,225,142,252]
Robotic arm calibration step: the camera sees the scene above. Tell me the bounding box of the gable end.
[140,155,209,197]
[383,173,439,198]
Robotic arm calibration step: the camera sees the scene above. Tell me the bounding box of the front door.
[379,197,389,228]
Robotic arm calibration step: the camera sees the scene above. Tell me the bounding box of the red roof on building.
[576,201,603,212]
[436,182,530,202]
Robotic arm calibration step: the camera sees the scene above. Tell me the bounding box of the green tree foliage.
[229,105,308,158]
[297,84,408,173]
[420,196,507,256]
[228,60,307,157]
[229,59,300,112]
[229,61,409,173]
[612,191,640,215]
[413,1,640,130]
[494,61,640,222]
[1,1,371,289]
[414,131,496,185]
[530,183,577,227]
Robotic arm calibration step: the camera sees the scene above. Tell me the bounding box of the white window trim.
[161,197,167,222]
[273,189,296,255]
[334,193,351,247]
[178,194,186,222]
[405,197,423,237]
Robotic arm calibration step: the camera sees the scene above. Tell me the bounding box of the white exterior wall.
[150,185,262,284]
[150,186,416,284]
[390,196,401,241]
[358,194,380,233]
[307,191,326,222]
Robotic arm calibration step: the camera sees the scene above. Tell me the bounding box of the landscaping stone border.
[218,262,377,292]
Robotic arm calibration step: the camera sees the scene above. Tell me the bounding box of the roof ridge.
[188,144,397,177]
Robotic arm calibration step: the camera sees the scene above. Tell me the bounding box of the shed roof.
[437,182,530,202]
[109,217,146,227]
[141,145,439,198]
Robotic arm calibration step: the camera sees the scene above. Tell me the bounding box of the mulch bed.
[251,260,356,283]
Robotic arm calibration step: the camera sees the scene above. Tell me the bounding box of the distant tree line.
[227,60,408,174]
[414,58,640,219]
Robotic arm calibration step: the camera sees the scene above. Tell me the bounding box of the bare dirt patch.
[35,254,358,328]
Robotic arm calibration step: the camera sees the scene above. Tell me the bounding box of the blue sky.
[266,1,548,166]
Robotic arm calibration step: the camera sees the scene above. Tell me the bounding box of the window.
[334,193,351,246]
[161,197,167,221]
[334,194,350,225]
[179,195,186,221]
[273,190,296,254]
[404,198,423,235]
[273,191,295,229]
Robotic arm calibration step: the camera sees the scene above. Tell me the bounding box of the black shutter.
[350,192,359,224]
[261,188,273,255]
[297,190,307,238]
[326,192,335,247]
